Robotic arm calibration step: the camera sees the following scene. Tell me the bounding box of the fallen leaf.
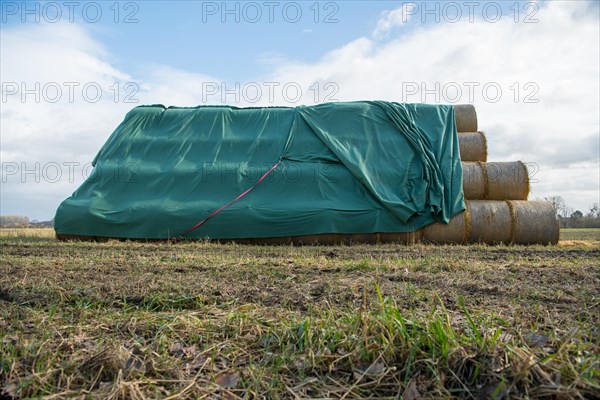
[184,355,210,374]
[324,250,337,258]
[1,382,17,399]
[168,342,185,356]
[316,347,332,357]
[353,361,386,380]
[524,332,549,348]
[482,380,509,400]
[402,379,420,400]
[124,347,146,373]
[214,370,240,388]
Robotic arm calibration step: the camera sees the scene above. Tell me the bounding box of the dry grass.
[0,228,55,238]
[1,230,598,399]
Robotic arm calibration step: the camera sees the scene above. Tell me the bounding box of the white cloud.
[0,23,138,219]
[136,65,220,106]
[1,23,133,160]
[372,3,415,39]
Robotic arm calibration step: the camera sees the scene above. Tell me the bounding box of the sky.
[1,0,599,220]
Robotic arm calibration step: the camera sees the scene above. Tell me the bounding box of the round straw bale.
[454,104,478,132]
[56,233,115,242]
[458,131,487,162]
[291,233,337,245]
[467,201,513,244]
[485,161,529,200]
[379,231,423,244]
[462,161,529,200]
[422,210,469,244]
[510,201,559,245]
[462,162,486,199]
[56,233,92,241]
[340,233,379,244]
[235,236,292,245]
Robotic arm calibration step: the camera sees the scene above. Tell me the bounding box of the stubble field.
[1,229,598,399]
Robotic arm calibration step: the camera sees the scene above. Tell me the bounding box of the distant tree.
[589,203,600,218]
[0,215,30,228]
[570,210,583,219]
[561,204,600,228]
[544,196,566,217]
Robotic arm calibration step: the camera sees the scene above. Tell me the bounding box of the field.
[1,229,598,399]
[560,228,600,241]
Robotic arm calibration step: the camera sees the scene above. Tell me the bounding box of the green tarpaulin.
[54,101,465,239]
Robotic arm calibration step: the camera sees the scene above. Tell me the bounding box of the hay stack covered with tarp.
[55,102,558,245]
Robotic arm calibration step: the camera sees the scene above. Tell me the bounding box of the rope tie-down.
[179,160,282,238]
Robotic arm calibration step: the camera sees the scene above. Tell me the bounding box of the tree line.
[0,216,54,228]
[543,197,600,228]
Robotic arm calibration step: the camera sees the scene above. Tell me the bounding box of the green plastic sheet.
[54,101,465,239]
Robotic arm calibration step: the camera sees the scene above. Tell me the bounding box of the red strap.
[182,161,281,236]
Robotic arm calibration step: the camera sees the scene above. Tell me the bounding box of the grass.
[560,228,600,241]
[0,229,599,399]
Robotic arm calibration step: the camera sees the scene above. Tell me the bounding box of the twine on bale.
[519,161,531,200]
[464,204,472,244]
[417,228,426,244]
[507,200,517,244]
[478,161,491,200]
[481,131,488,162]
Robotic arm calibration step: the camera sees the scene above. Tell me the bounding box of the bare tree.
[588,203,600,218]
[544,196,567,217]
[0,215,30,228]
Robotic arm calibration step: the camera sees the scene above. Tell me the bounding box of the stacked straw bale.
[454,104,479,133]
[462,161,529,200]
[245,104,558,246]
[430,104,557,244]
[458,131,487,162]
[56,104,559,245]
[423,201,559,245]
[225,199,558,246]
